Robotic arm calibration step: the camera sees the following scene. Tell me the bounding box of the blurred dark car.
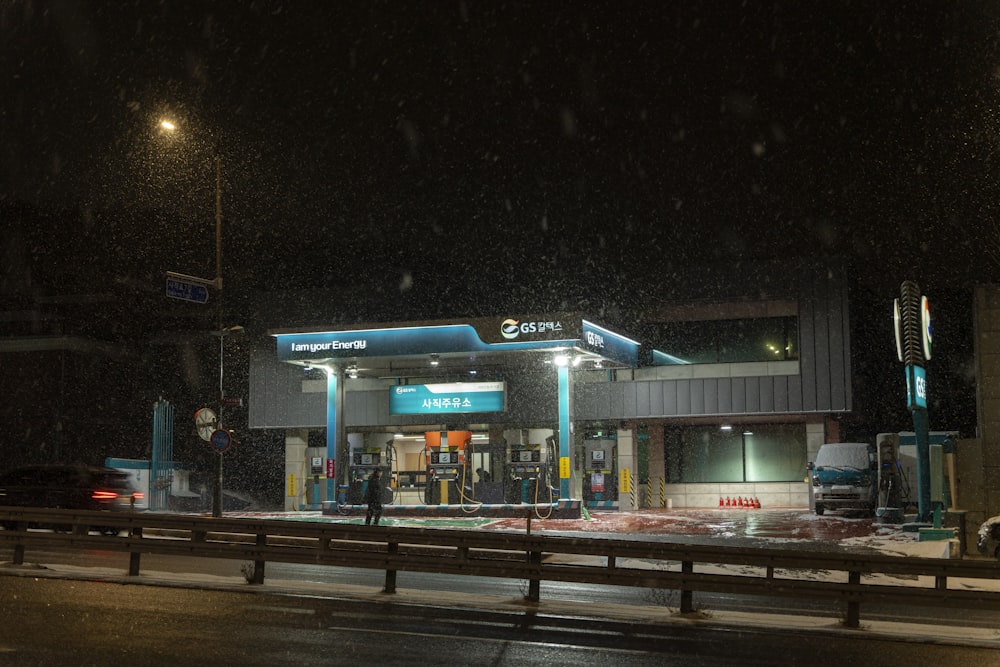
[0,463,143,534]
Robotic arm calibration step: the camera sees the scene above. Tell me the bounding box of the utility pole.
[213,155,225,518]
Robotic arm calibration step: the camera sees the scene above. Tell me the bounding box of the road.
[0,577,995,666]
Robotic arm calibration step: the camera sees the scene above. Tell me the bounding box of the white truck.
[807,442,877,516]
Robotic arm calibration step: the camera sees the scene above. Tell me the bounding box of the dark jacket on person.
[365,473,382,505]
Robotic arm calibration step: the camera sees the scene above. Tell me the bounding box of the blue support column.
[151,399,174,512]
[326,369,338,503]
[913,406,931,523]
[558,364,571,500]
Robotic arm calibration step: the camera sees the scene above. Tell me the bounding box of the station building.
[248,260,852,514]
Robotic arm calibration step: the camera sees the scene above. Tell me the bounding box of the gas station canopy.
[271,313,639,380]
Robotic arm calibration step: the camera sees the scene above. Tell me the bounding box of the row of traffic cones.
[719,496,761,509]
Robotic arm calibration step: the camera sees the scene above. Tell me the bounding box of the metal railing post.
[252,533,266,584]
[384,541,398,593]
[13,522,26,565]
[128,526,143,576]
[680,560,694,613]
[846,571,861,628]
[526,549,542,602]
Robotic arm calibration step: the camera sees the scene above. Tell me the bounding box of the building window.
[651,317,798,365]
[665,424,807,483]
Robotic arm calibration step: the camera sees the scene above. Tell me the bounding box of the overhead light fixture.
[303,364,312,372]
[554,353,570,367]
[468,369,477,376]
[430,353,440,366]
[720,425,733,431]
[593,360,604,369]
[346,364,358,379]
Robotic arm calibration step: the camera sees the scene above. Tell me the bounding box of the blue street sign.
[210,429,232,453]
[166,276,210,304]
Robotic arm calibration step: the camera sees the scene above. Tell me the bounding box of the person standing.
[365,468,383,526]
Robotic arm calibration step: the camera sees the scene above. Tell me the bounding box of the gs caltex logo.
[500,319,521,339]
[500,318,563,339]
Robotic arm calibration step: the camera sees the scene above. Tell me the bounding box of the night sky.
[3,2,1000,468]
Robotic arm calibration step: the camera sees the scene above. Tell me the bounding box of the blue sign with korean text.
[166,276,209,304]
[580,319,640,367]
[389,382,506,415]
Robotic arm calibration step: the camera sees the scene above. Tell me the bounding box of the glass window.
[652,317,798,365]
[665,424,806,483]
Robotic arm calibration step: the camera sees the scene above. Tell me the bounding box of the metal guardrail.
[2,506,999,629]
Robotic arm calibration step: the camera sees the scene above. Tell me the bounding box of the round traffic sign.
[210,428,232,453]
[195,408,217,442]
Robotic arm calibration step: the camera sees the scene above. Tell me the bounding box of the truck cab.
[808,442,877,516]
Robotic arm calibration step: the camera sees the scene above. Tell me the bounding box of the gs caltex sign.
[389,382,506,415]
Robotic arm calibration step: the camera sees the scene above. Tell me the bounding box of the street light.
[214,324,244,516]
[159,117,228,517]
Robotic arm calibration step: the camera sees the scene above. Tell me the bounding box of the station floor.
[238,507,902,547]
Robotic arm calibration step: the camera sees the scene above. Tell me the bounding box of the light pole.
[211,152,225,519]
[159,119,228,517]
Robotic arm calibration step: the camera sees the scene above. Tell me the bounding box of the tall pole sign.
[894,280,933,522]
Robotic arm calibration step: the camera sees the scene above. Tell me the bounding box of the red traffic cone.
[719,497,724,507]
[725,497,731,507]
[754,497,761,509]
[738,496,745,508]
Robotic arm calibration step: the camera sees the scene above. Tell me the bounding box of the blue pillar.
[326,369,337,502]
[151,399,174,512]
[558,364,571,500]
[913,406,931,522]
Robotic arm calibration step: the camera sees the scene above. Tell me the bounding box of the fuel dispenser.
[876,435,904,522]
[347,444,392,505]
[503,440,556,505]
[424,431,471,504]
[582,439,618,506]
[504,443,541,503]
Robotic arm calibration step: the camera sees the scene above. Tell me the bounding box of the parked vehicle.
[807,443,877,515]
[978,516,1000,558]
[0,463,143,534]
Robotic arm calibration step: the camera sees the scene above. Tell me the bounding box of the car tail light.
[132,492,145,500]
[91,490,120,500]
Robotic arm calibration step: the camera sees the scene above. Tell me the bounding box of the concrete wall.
[974,285,1000,531]
[657,481,810,509]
